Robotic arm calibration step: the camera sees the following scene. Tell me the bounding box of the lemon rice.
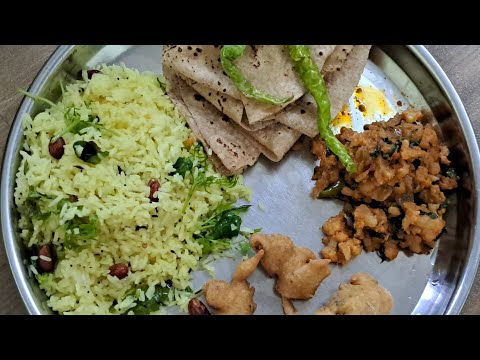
[14,64,250,315]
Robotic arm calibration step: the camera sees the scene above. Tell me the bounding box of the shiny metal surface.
[2,45,479,315]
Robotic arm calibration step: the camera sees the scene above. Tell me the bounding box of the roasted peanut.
[48,137,65,160]
[38,245,54,273]
[188,298,211,315]
[109,263,129,279]
[148,179,160,202]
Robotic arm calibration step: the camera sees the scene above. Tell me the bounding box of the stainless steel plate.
[2,45,480,315]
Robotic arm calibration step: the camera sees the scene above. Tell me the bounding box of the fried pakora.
[204,249,264,315]
[315,273,393,315]
[250,233,331,314]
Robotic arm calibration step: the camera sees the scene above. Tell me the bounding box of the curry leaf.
[208,211,242,240]
[128,286,170,315]
[73,141,109,164]
[64,215,99,249]
[172,157,193,177]
[195,205,251,256]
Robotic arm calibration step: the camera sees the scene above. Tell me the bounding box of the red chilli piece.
[148,179,160,203]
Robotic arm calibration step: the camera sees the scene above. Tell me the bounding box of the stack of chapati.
[162,45,371,175]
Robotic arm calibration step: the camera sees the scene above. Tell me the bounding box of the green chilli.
[220,45,293,105]
[288,45,356,173]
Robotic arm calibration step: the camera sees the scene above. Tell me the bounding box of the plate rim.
[406,45,480,314]
[2,45,479,315]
